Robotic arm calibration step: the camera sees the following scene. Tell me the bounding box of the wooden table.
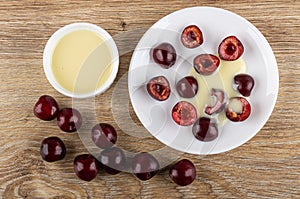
[0,0,299,198]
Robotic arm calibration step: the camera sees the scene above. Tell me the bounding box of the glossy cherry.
[194,54,220,75]
[57,108,82,132]
[74,154,99,182]
[34,95,59,121]
[192,117,218,142]
[91,123,117,149]
[226,97,251,122]
[172,101,197,126]
[234,74,255,97]
[181,25,203,48]
[152,43,177,69]
[40,136,66,162]
[218,36,244,61]
[132,152,160,181]
[169,159,196,186]
[147,76,170,101]
[176,76,198,98]
[99,147,126,175]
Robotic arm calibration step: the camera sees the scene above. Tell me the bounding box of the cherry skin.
[226,97,251,122]
[132,152,160,181]
[33,95,59,121]
[234,74,255,97]
[99,147,127,175]
[172,101,197,126]
[169,159,196,186]
[57,108,82,132]
[152,43,177,69]
[176,76,198,98]
[181,25,203,48]
[194,54,220,75]
[147,76,170,101]
[204,89,227,115]
[40,136,66,162]
[192,117,218,142]
[91,123,117,149]
[74,154,99,182]
[218,36,244,61]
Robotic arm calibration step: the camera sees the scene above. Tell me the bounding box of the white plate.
[128,7,279,155]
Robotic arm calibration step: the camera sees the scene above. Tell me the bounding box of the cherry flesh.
[147,76,170,101]
[181,25,203,48]
[205,89,227,115]
[172,101,197,126]
[226,97,251,122]
[218,36,244,61]
[194,54,220,75]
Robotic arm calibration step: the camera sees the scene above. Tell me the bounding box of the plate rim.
[128,6,279,155]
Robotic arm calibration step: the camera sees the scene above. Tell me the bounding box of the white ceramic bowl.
[43,22,119,98]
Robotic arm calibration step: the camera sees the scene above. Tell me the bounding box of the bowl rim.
[43,22,119,98]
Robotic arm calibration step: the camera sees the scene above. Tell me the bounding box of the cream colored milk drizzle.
[51,30,112,94]
[188,57,246,126]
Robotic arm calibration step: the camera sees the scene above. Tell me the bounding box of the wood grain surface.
[0,0,299,198]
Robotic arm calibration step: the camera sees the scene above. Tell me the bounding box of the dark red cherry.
[204,89,227,115]
[172,101,197,126]
[176,76,198,98]
[152,43,176,69]
[74,154,99,182]
[226,97,251,122]
[40,136,66,162]
[234,74,255,97]
[57,108,82,132]
[194,54,220,75]
[132,152,160,181]
[169,159,196,186]
[34,95,59,121]
[91,123,117,149]
[218,36,244,61]
[99,147,126,175]
[181,25,203,48]
[147,76,170,101]
[192,117,218,142]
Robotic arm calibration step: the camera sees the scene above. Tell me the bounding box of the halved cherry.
[218,36,244,61]
[192,117,218,142]
[226,97,251,122]
[181,25,203,48]
[172,101,197,126]
[194,54,220,75]
[147,76,170,101]
[152,43,176,69]
[234,74,255,97]
[205,89,227,115]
